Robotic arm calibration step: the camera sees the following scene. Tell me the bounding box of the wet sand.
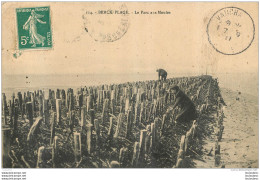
[193,87,258,168]
[220,88,258,168]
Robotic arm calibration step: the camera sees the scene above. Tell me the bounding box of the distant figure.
[169,85,197,125]
[156,69,167,81]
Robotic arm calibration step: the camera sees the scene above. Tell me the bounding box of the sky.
[2,2,258,76]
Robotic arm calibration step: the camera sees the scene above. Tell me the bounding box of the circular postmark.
[207,7,255,55]
[83,3,129,42]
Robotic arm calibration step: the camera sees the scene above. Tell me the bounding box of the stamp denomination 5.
[16,6,52,50]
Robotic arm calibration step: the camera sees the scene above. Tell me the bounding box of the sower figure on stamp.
[168,85,197,130]
[156,69,167,81]
[23,10,46,47]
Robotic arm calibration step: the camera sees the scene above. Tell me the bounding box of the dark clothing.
[175,104,197,124]
[157,69,167,81]
[173,90,197,123]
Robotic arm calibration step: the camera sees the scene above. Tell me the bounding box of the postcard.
[1,2,258,171]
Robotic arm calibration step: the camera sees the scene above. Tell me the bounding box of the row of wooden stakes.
[31,114,166,168]
[2,76,216,168]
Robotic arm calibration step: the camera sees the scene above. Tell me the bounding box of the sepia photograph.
[1,2,258,175]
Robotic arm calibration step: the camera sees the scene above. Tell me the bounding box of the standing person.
[168,85,197,127]
[156,69,167,81]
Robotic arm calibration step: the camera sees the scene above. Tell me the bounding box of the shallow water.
[2,72,258,100]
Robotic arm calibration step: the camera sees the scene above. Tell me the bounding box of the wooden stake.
[192,120,197,138]
[148,104,153,122]
[218,126,224,141]
[52,136,58,168]
[78,93,83,108]
[134,104,139,126]
[26,102,33,127]
[87,95,93,112]
[38,96,43,117]
[108,117,114,140]
[139,130,147,166]
[21,156,31,168]
[56,99,62,125]
[126,110,132,139]
[89,109,95,125]
[74,132,81,163]
[17,92,23,116]
[102,99,109,124]
[132,142,140,167]
[97,90,102,110]
[110,161,120,168]
[184,130,192,153]
[36,146,45,168]
[150,123,155,151]
[94,119,100,149]
[161,114,167,136]
[154,118,160,149]
[69,111,74,131]
[215,154,221,167]
[50,113,55,145]
[180,135,186,151]
[9,100,13,127]
[119,147,128,167]
[69,92,74,111]
[80,106,86,128]
[13,106,18,140]
[114,113,123,138]
[2,93,7,125]
[215,142,220,155]
[43,99,49,124]
[140,102,144,124]
[56,89,60,99]
[86,125,93,154]
[31,93,35,117]
[27,117,43,143]
[145,125,151,153]
[61,89,66,106]
[176,158,183,168]
[2,126,11,168]
[125,98,130,113]
[177,149,184,160]
[110,99,116,115]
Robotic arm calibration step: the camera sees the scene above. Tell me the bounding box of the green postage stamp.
[16,6,52,50]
